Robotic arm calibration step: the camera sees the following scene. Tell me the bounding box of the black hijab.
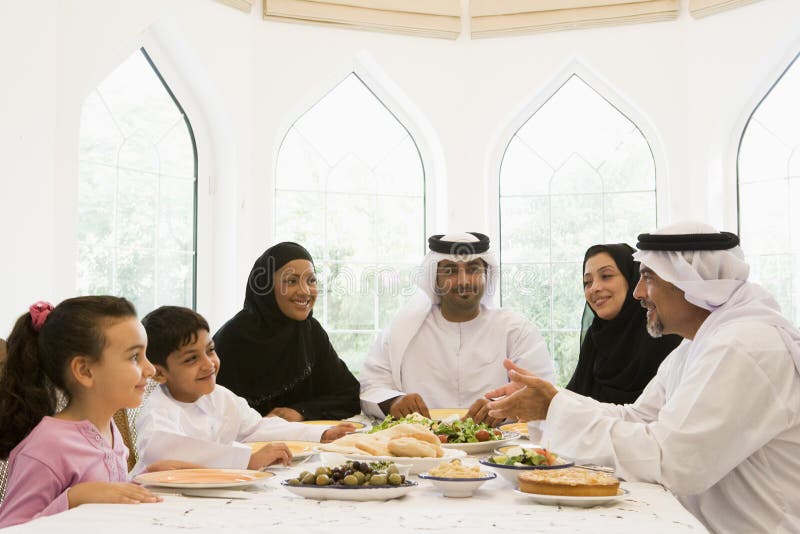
[213,242,360,419]
[566,243,682,404]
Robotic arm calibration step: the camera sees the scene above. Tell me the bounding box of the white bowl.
[418,471,496,498]
[478,458,573,487]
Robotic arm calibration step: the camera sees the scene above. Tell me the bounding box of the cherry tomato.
[475,429,491,442]
[438,435,448,443]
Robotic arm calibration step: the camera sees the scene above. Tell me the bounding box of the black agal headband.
[428,232,490,255]
[636,231,740,251]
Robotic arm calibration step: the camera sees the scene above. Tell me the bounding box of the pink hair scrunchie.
[29,301,54,332]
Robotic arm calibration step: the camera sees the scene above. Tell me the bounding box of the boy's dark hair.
[141,306,210,367]
[0,296,136,458]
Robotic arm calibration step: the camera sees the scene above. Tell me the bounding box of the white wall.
[0,0,798,334]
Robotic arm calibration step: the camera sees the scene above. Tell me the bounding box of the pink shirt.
[0,417,128,528]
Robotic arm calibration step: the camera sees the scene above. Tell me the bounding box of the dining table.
[4,438,708,534]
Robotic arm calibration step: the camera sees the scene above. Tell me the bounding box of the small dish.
[246,440,317,459]
[498,422,529,438]
[513,487,629,507]
[441,432,520,454]
[478,458,573,487]
[418,471,496,498]
[428,408,468,420]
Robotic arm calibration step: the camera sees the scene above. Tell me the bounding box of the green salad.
[369,413,505,443]
[488,447,559,466]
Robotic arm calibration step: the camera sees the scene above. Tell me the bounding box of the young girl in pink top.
[0,296,162,527]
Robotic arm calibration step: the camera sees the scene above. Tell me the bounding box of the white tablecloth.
[5,460,707,534]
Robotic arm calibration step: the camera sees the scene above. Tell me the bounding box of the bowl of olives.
[282,461,417,501]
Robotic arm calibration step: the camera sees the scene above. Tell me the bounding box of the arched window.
[77,48,197,315]
[275,73,426,373]
[499,74,657,386]
[738,51,800,325]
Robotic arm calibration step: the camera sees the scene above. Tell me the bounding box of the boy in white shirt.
[134,306,354,473]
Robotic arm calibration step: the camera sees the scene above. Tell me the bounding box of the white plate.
[513,487,629,507]
[281,481,417,501]
[418,472,496,498]
[134,469,274,489]
[441,432,520,453]
[321,448,467,475]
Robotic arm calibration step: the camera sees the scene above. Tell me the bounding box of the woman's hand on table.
[68,482,162,508]
[249,443,292,469]
[267,407,304,422]
[321,423,357,442]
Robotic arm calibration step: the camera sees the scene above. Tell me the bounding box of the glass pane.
[552,330,580,388]
[118,132,158,174]
[79,92,122,165]
[77,49,196,316]
[501,263,550,330]
[501,74,655,339]
[275,73,425,352]
[325,193,376,262]
[377,264,416,329]
[499,137,552,196]
[97,53,183,141]
[275,128,329,191]
[549,153,603,195]
[739,120,791,184]
[599,130,656,193]
[740,181,789,255]
[551,262,584,330]
[326,153,374,194]
[76,244,113,295]
[116,248,155,313]
[116,169,157,250]
[749,254,792,321]
[373,137,425,196]
[326,263,374,331]
[500,196,549,263]
[157,252,194,307]
[159,177,195,252]
[274,190,325,260]
[376,196,424,263]
[159,120,195,178]
[328,332,374,375]
[550,194,603,262]
[603,192,656,246]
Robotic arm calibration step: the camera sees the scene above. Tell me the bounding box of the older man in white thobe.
[359,232,554,425]
[486,221,800,533]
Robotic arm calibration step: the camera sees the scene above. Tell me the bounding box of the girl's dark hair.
[0,296,136,458]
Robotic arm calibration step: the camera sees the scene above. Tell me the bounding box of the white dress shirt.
[360,305,553,417]
[542,321,800,533]
[133,384,324,474]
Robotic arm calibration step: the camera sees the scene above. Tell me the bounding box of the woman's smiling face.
[274,259,318,321]
[583,252,629,321]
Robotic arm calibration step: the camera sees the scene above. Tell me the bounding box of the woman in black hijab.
[213,242,360,420]
[566,243,682,404]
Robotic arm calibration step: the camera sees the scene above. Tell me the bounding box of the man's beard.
[646,311,664,338]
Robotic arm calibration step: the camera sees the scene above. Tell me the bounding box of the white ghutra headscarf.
[634,221,800,375]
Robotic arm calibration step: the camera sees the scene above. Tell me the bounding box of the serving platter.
[513,487,629,507]
[441,432,520,453]
[281,480,417,501]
